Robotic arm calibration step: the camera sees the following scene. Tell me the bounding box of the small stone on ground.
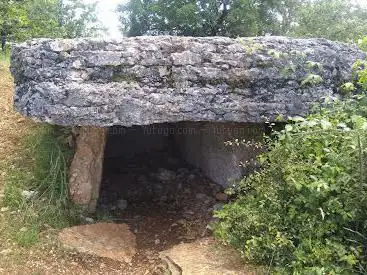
[58,223,137,263]
[117,199,128,211]
[215,192,229,201]
[159,237,255,275]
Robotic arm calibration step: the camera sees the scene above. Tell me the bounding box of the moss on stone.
[301,74,324,87]
[112,74,137,83]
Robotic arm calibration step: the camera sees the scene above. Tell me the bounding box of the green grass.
[1,125,81,247]
[0,50,10,65]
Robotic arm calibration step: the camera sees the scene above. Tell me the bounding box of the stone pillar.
[69,126,107,212]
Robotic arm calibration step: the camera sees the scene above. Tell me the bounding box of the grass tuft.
[1,125,81,247]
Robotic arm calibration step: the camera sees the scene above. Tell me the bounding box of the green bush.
[214,95,367,274]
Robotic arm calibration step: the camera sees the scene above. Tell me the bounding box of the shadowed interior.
[98,121,264,208]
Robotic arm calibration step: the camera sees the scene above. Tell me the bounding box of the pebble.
[117,199,128,211]
[85,217,94,223]
[155,168,176,181]
[196,193,213,204]
[206,224,214,231]
[155,239,160,245]
[0,207,9,212]
[215,192,229,201]
[195,193,207,200]
[212,203,224,211]
[188,174,196,180]
[184,210,195,215]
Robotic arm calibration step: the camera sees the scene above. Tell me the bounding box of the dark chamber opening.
[95,121,262,250]
[99,123,219,205]
[97,121,264,212]
[96,123,225,249]
[97,122,226,213]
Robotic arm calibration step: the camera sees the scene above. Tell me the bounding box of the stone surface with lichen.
[10,36,365,126]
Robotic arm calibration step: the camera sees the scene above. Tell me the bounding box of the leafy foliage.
[353,60,367,91]
[214,54,367,273]
[0,0,103,42]
[300,74,323,87]
[289,0,367,42]
[118,0,299,37]
[215,94,367,273]
[119,0,367,42]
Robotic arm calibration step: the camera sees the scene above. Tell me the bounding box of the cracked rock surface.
[10,36,365,126]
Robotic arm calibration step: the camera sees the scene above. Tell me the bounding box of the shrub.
[214,95,367,274]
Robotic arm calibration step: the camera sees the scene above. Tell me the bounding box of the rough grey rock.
[10,36,365,126]
[116,199,128,211]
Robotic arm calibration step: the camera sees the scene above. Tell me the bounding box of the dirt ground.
[94,148,226,274]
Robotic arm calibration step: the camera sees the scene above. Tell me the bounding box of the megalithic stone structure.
[10,36,365,211]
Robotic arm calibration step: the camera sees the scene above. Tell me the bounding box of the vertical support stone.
[69,126,107,212]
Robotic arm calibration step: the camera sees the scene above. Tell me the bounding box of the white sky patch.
[353,0,367,7]
[83,0,126,38]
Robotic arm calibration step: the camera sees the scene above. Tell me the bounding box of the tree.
[14,0,63,41]
[0,1,25,40]
[118,0,367,42]
[118,0,297,37]
[57,0,103,39]
[0,0,104,45]
[290,0,367,42]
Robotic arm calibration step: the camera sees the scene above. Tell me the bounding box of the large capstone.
[10,36,365,127]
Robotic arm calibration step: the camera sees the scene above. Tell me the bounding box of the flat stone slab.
[58,223,137,263]
[159,237,256,274]
[10,36,365,126]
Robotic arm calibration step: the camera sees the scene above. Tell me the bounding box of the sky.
[83,0,125,38]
